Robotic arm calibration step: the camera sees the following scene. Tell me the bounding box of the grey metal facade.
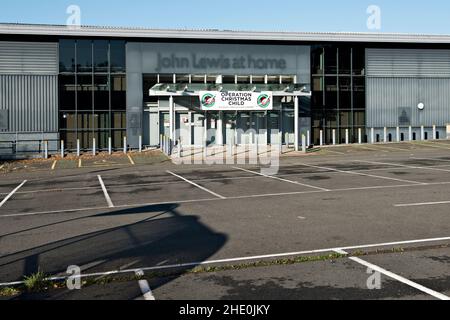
[366,48,450,129]
[0,41,58,155]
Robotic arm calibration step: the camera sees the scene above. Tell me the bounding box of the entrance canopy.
[149,83,311,97]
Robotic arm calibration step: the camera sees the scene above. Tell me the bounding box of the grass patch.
[0,287,20,297]
[23,270,50,292]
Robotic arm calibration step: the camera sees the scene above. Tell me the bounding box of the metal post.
[92,138,96,156]
[60,140,64,158]
[123,137,127,154]
[44,140,48,159]
[396,127,400,143]
[371,128,375,144]
[332,129,336,145]
[345,129,349,145]
[384,127,387,143]
[409,126,413,141]
[307,130,311,147]
[358,128,362,144]
[108,137,112,155]
[77,139,80,157]
[302,134,307,153]
[169,96,175,141]
[433,125,437,140]
[279,131,283,154]
[294,96,299,151]
[421,126,425,141]
[320,130,323,146]
[139,135,143,153]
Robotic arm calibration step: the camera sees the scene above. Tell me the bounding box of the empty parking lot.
[0,141,450,300]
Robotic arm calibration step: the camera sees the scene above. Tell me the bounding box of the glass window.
[112,112,127,129]
[143,74,158,104]
[94,75,110,110]
[60,131,78,150]
[312,76,324,107]
[110,40,126,73]
[76,75,93,111]
[76,40,92,73]
[339,76,352,109]
[222,75,235,84]
[324,46,337,75]
[59,75,76,110]
[324,76,337,108]
[111,75,126,110]
[354,110,366,126]
[338,47,351,74]
[92,112,110,129]
[112,130,126,148]
[311,47,324,75]
[353,77,366,109]
[353,47,365,76]
[94,40,109,73]
[59,40,75,73]
[76,112,94,130]
[60,112,77,130]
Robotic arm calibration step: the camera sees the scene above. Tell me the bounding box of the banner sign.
[200,91,273,111]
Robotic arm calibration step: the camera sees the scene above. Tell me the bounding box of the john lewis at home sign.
[200,91,273,111]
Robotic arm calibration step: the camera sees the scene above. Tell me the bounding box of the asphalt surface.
[0,141,450,300]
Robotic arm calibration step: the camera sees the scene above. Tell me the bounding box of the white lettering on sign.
[200,91,273,111]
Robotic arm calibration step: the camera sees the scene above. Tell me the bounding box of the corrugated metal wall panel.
[0,75,58,133]
[0,41,58,75]
[367,77,450,127]
[367,48,450,77]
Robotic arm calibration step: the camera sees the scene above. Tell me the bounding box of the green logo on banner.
[201,93,216,108]
[257,94,271,108]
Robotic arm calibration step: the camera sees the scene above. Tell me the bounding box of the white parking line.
[166,170,227,199]
[135,270,156,301]
[411,156,450,163]
[297,162,424,185]
[0,180,27,208]
[51,160,57,170]
[1,236,449,288]
[334,249,450,300]
[0,164,4,170]
[98,175,115,208]
[127,155,136,165]
[395,200,450,207]
[355,159,450,173]
[233,167,330,192]
[4,180,450,218]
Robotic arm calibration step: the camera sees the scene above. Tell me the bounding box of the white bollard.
[396,127,400,143]
[307,130,311,147]
[384,127,388,143]
[421,126,425,141]
[358,128,362,144]
[302,134,307,153]
[123,137,127,154]
[320,130,323,146]
[279,131,283,154]
[345,129,349,145]
[332,129,336,145]
[108,137,112,155]
[139,135,143,153]
[409,126,413,141]
[433,125,437,140]
[60,140,64,158]
[44,140,48,159]
[77,139,80,157]
[371,128,375,144]
[92,138,96,156]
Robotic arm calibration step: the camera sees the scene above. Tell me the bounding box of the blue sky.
[1,0,450,34]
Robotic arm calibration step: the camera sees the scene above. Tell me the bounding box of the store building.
[1,23,450,156]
